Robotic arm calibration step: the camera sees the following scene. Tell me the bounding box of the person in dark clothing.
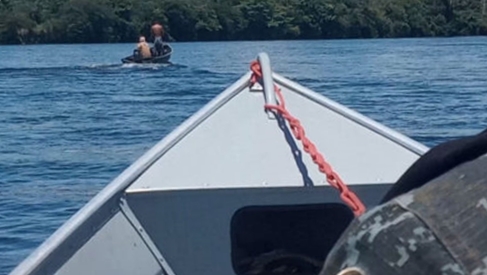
[151,20,165,56]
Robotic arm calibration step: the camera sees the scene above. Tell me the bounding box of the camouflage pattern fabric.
[320,154,487,275]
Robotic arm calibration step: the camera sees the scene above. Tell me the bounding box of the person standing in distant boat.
[136,36,152,59]
[151,21,165,56]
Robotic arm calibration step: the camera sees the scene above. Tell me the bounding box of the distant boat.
[10,53,428,275]
[121,44,173,64]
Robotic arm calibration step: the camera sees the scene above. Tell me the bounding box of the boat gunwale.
[9,72,252,275]
[273,72,429,156]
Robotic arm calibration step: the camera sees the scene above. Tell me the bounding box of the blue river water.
[1,37,487,274]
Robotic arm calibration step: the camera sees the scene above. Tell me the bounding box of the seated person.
[136,36,152,59]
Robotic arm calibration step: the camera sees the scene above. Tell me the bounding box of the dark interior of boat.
[230,203,354,275]
[150,44,172,57]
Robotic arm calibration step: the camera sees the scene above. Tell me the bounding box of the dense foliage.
[1,0,486,44]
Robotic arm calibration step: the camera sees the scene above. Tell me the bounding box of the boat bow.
[10,53,428,275]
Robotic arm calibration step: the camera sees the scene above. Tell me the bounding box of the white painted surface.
[129,79,423,192]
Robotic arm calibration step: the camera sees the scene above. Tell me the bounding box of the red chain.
[250,60,366,217]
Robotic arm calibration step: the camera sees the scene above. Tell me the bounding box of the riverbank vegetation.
[1,0,486,44]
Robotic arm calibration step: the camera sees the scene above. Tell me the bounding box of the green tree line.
[1,0,486,44]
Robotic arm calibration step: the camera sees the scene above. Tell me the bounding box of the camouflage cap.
[320,154,487,275]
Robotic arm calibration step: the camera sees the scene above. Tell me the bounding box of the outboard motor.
[155,41,163,56]
[150,47,157,57]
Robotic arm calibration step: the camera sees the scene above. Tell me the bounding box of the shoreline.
[1,35,486,46]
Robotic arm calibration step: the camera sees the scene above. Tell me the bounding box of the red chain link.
[250,60,366,217]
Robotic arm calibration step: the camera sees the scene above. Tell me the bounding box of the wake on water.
[0,62,185,73]
[0,62,237,81]
[120,62,175,70]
